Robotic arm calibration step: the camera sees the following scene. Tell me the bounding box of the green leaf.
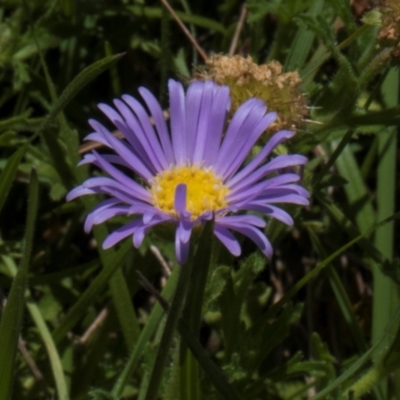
[0,168,38,400]
[311,332,336,387]
[334,143,375,232]
[284,0,325,71]
[266,352,327,381]
[0,145,27,214]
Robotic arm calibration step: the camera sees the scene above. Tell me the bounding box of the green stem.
[143,261,192,400]
[179,221,214,400]
[346,365,387,399]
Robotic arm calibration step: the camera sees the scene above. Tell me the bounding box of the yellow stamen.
[150,165,229,219]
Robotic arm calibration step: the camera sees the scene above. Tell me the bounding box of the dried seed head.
[194,54,308,133]
[379,0,400,57]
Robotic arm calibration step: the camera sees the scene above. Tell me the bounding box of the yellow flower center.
[150,165,229,219]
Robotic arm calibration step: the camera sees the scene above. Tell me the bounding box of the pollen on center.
[150,166,229,219]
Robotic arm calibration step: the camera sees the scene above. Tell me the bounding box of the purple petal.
[133,215,170,248]
[103,220,143,249]
[264,184,309,198]
[103,101,157,173]
[213,225,241,256]
[79,153,131,169]
[97,104,149,166]
[119,95,169,171]
[228,155,307,195]
[261,191,310,205]
[168,80,186,164]
[66,186,96,201]
[222,112,278,180]
[129,202,164,216]
[83,132,110,147]
[83,176,150,203]
[84,198,123,233]
[177,218,192,243]
[89,119,153,180]
[175,232,190,264]
[92,205,130,226]
[202,85,230,165]
[174,184,187,214]
[91,151,151,202]
[226,130,295,188]
[192,81,217,164]
[244,203,294,226]
[138,87,175,164]
[219,222,273,258]
[133,227,146,248]
[185,81,207,162]
[228,173,301,202]
[214,98,266,175]
[217,214,266,228]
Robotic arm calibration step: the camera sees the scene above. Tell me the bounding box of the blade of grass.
[2,255,70,400]
[108,267,140,353]
[0,169,38,400]
[0,145,28,213]
[334,142,375,232]
[284,0,325,72]
[372,67,400,396]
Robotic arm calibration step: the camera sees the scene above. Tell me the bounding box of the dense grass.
[0,1,399,399]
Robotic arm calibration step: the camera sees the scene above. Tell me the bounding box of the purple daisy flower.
[67,79,309,264]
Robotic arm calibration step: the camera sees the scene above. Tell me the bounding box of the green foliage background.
[0,0,399,399]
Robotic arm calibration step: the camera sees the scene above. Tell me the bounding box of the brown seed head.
[194,54,308,134]
[379,0,400,57]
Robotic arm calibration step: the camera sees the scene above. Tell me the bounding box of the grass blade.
[0,145,27,214]
[0,168,38,400]
[372,67,400,396]
[284,0,325,72]
[2,255,70,400]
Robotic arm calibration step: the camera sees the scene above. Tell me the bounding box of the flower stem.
[179,221,214,400]
[143,261,192,400]
[143,221,214,400]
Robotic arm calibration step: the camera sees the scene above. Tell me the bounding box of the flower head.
[67,79,309,264]
[194,55,308,133]
[379,0,400,57]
